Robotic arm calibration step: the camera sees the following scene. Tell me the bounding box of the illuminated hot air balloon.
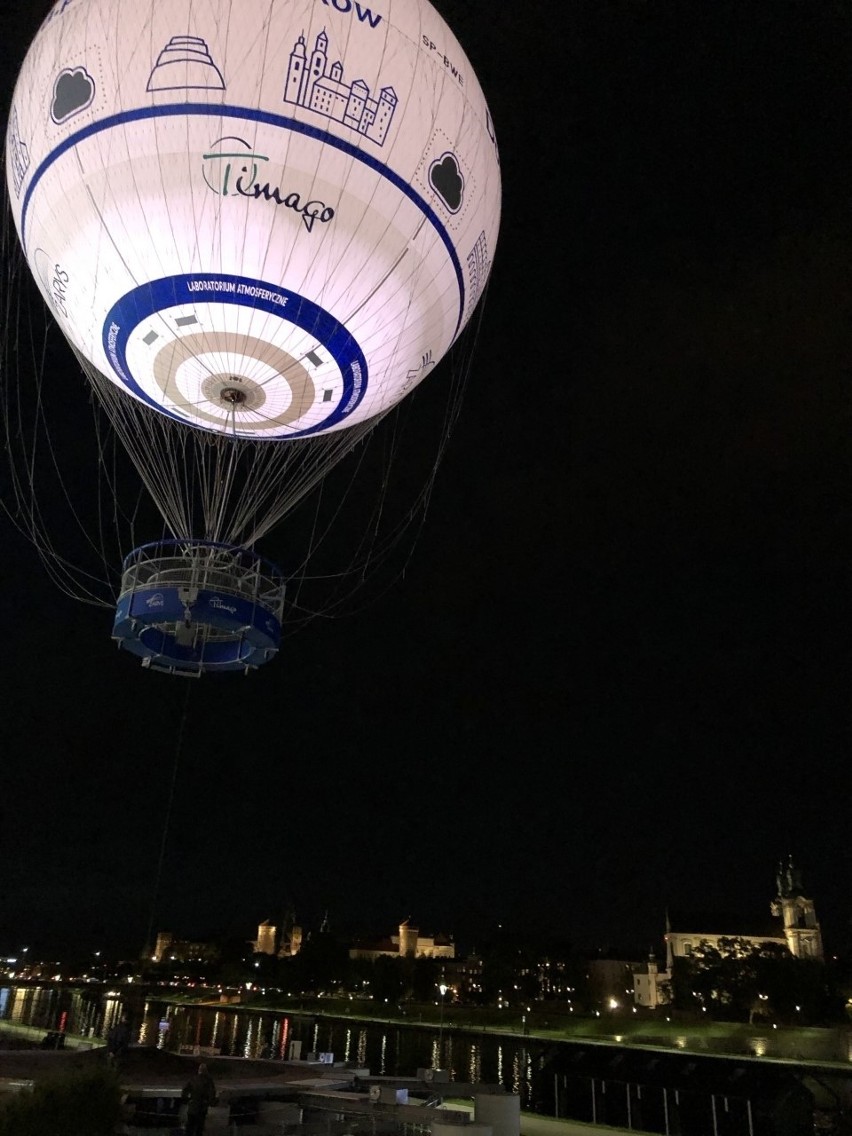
[3,0,501,674]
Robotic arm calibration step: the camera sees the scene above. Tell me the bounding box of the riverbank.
[163,991,852,1068]
[0,1020,103,1051]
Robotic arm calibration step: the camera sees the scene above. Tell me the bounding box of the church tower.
[305,30,329,110]
[278,905,303,957]
[770,857,824,961]
[284,34,309,106]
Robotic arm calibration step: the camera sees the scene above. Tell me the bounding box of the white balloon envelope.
[7,0,501,441]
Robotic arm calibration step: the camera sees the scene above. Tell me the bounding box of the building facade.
[348,919,455,961]
[633,858,822,1007]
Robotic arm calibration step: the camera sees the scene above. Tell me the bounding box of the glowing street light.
[438,983,448,1064]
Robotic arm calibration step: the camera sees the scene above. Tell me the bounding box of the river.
[0,986,550,1109]
[3,984,852,1118]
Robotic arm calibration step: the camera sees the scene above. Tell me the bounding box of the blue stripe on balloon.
[102,272,368,437]
[20,103,465,337]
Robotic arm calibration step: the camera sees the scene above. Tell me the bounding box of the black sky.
[1,0,850,962]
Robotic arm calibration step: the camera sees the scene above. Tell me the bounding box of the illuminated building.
[633,858,823,1007]
[349,919,455,960]
[254,921,276,956]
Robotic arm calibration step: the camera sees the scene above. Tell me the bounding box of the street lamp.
[437,983,448,1066]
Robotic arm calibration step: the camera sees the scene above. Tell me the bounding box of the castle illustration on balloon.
[284,30,397,146]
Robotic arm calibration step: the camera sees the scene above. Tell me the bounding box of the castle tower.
[153,931,174,963]
[255,920,277,955]
[399,918,419,958]
[770,857,824,961]
[278,905,304,957]
[367,86,398,145]
[305,30,329,110]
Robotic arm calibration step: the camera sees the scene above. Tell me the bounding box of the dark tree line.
[669,938,844,1024]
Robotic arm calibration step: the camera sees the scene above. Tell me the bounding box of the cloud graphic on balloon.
[51,67,95,124]
[428,152,464,214]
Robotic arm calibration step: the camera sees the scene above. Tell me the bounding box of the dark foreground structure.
[0,1041,844,1135]
[552,1041,819,1136]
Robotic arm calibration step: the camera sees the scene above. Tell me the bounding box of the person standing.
[106,1016,131,1065]
[181,1062,218,1136]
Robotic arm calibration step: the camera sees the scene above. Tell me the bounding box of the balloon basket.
[112,541,285,676]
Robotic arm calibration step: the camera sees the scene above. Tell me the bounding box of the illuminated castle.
[151,931,218,964]
[253,920,276,956]
[349,918,455,960]
[284,30,398,146]
[251,913,303,957]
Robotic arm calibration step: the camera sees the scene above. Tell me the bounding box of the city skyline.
[1,853,842,966]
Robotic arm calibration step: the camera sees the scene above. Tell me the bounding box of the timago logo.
[202,136,267,197]
[202,137,335,233]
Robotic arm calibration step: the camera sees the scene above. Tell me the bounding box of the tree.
[670,937,833,1023]
[285,930,350,993]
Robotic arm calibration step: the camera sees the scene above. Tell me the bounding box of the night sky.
[1,0,850,963]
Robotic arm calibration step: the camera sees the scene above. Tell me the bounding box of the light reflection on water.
[79,998,98,1038]
[132,1008,536,1104]
[469,1042,481,1084]
[225,1012,238,1056]
[139,1002,155,1046]
[3,985,114,1039]
[103,995,122,1036]
[13,987,33,1022]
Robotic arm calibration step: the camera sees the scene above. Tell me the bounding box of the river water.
[3,984,852,1117]
[0,986,549,1109]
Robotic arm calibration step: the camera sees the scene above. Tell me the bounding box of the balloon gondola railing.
[112,541,285,676]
